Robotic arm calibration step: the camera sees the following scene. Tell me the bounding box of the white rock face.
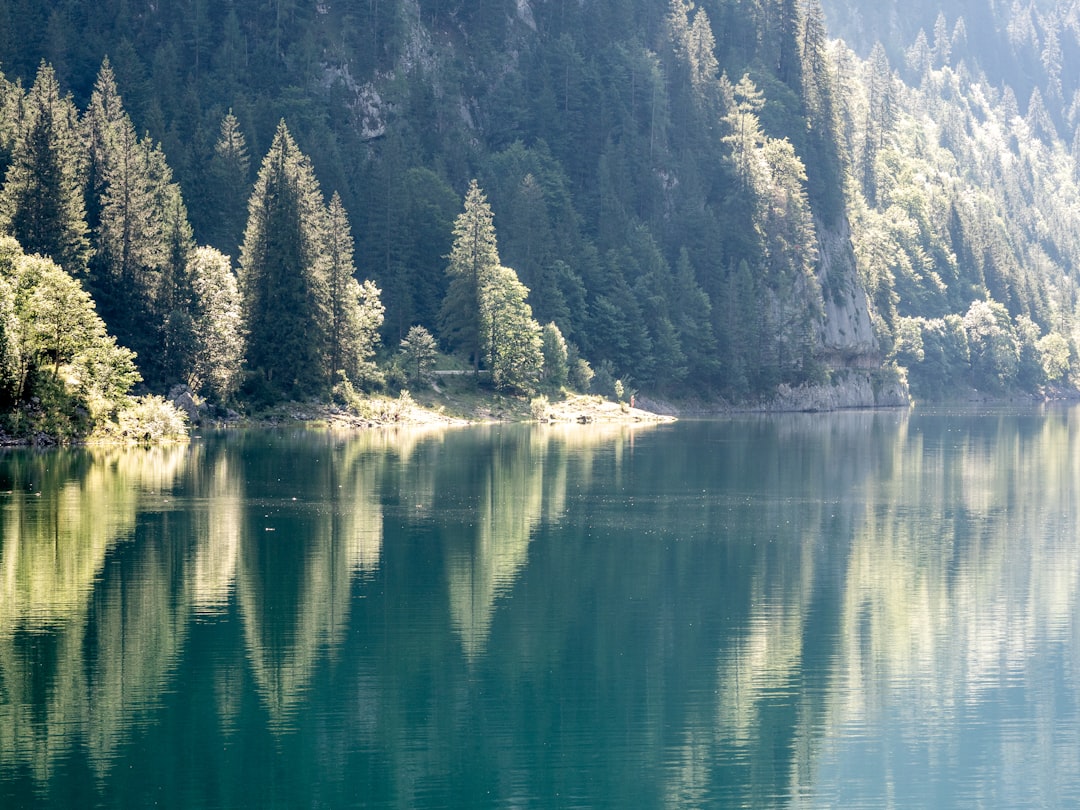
[815,216,878,361]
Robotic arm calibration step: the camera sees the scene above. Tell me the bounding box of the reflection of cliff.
[0,445,188,781]
[657,411,907,808]
[237,434,384,731]
[809,411,1080,804]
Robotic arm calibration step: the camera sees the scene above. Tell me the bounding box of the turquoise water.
[2,410,1079,808]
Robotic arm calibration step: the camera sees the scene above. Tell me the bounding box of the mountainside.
[2,0,1080,430]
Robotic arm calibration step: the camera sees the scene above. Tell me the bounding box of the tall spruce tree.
[0,62,89,275]
[324,191,384,389]
[83,58,125,234]
[0,69,19,181]
[439,180,501,375]
[240,120,330,397]
[203,110,251,262]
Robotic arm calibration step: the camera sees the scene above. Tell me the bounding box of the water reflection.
[0,445,189,781]
[1,413,1079,808]
[813,408,1080,808]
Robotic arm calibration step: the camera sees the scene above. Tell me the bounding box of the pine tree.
[399,324,438,386]
[932,11,951,68]
[94,123,163,340]
[240,120,330,397]
[325,191,356,389]
[0,69,19,181]
[862,44,895,205]
[776,0,803,91]
[439,180,501,375]
[0,62,89,275]
[204,110,251,261]
[83,58,126,234]
[672,248,719,387]
[155,184,198,387]
[324,192,384,388]
[798,0,845,223]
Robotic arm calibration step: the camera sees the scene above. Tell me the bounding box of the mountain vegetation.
[1,0,1080,437]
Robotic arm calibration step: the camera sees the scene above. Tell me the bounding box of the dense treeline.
[827,1,1080,397]
[1,0,1080,436]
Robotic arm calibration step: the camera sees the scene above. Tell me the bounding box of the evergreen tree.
[862,43,895,204]
[776,0,803,91]
[799,0,846,223]
[331,266,385,391]
[672,248,719,387]
[439,180,501,375]
[906,29,933,79]
[325,191,358,388]
[0,62,89,275]
[83,58,126,234]
[240,120,330,397]
[202,109,251,261]
[932,11,951,67]
[0,69,19,181]
[93,122,163,348]
[399,324,438,386]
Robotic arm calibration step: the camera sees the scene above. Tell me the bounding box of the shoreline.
[7,381,1080,447]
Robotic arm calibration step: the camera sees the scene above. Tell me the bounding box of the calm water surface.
[2,409,1080,808]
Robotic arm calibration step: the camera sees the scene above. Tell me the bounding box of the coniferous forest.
[2,0,1080,438]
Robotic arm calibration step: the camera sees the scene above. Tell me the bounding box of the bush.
[95,395,188,443]
[530,395,551,422]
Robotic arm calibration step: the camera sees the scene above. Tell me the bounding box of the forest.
[2,0,1080,438]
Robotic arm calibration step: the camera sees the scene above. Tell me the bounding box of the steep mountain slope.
[1,0,1078,406]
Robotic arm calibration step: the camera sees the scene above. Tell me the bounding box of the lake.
[2,409,1079,808]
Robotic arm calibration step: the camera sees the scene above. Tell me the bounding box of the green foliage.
[0,273,19,401]
[1037,333,1071,384]
[481,265,544,395]
[0,238,149,440]
[399,324,438,386]
[540,322,569,390]
[325,193,385,391]
[3,1,1080,409]
[95,394,188,443]
[439,180,500,373]
[963,300,1019,392]
[239,121,329,397]
[184,246,246,402]
[530,394,551,422]
[198,110,251,262]
[566,343,595,393]
[82,58,198,388]
[0,62,89,275]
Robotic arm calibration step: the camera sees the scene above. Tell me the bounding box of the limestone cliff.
[814,216,879,367]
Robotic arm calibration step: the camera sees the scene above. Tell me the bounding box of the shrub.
[95,395,189,443]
